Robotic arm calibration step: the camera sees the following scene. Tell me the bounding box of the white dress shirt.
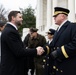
[7,22,18,30]
[57,20,68,31]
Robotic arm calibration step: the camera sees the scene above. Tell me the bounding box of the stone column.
[52,0,58,29]
[68,0,75,22]
[36,0,43,31]
[46,0,52,31]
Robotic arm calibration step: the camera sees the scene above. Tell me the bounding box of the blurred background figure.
[0,21,6,33]
[23,27,46,75]
[43,29,55,75]
[0,21,6,75]
[46,29,56,44]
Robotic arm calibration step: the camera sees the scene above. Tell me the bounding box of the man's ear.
[12,16,15,21]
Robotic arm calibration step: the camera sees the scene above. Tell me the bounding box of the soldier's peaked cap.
[46,29,55,35]
[30,27,38,32]
[53,7,70,17]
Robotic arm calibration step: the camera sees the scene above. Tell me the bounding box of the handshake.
[36,46,45,55]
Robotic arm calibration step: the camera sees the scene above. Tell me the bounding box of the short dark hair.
[29,27,38,33]
[8,11,21,21]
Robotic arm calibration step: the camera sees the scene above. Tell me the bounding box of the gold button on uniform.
[56,68,58,71]
[47,64,49,66]
[43,59,46,62]
[60,70,63,72]
[53,66,56,69]
[47,57,49,59]
[54,47,55,50]
[57,47,59,49]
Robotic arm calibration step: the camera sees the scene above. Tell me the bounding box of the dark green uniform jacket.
[24,33,46,75]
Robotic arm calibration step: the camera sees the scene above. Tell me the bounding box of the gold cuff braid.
[61,46,69,58]
[46,46,50,55]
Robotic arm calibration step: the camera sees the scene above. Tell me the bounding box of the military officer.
[43,29,55,75]
[42,7,76,75]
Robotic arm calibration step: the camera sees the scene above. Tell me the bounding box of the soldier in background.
[46,29,55,44]
[43,29,55,75]
[0,21,6,32]
[23,27,46,75]
[0,21,6,75]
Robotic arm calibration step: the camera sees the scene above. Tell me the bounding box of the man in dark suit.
[41,7,76,75]
[1,11,44,75]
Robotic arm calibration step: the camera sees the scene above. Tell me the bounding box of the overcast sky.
[0,0,76,18]
[0,0,37,11]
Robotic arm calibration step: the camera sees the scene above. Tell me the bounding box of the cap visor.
[53,14,58,17]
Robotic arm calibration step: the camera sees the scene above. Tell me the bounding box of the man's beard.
[16,21,22,27]
[14,21,22,29]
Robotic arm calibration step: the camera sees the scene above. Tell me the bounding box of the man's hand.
[36,46,45,55]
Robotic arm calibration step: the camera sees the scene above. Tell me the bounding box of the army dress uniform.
[28,33,46,75]
[24,28,46,75]
[43,7,76,75]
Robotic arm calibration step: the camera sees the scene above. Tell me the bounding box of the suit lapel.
[53,21,70,46]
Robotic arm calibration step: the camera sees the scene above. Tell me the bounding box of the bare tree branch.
[0,4,8,21]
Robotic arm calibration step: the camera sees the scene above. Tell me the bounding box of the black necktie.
[56,27,59,32]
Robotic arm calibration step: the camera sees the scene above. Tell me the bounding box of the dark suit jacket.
[44,21,76,75]
[0,32,1,75]
[1,24,37,75]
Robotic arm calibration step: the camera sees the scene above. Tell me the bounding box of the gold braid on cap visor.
[54,11,68,15]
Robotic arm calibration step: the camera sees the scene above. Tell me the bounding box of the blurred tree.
[0,4,8,21]
[19,6,36,34]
